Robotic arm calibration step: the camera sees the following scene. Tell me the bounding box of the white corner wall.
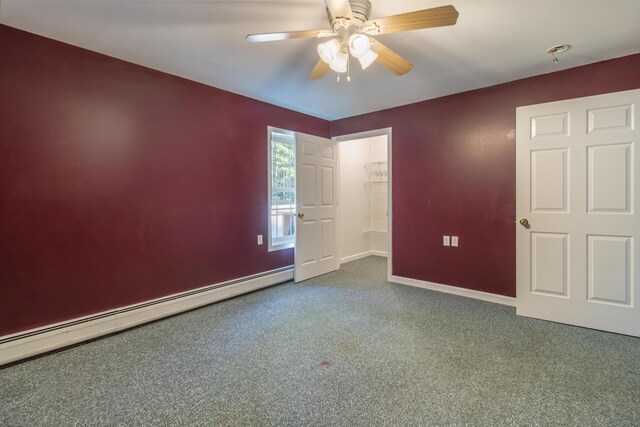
[339,137,371,262]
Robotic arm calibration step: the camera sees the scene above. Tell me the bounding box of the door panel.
[302,140,317,156]
[587,235,632,306]
[531,233,569,297]
[301,164,316,207]
[531,113,569,138]
[321,166,333,205]
[587,144,632,213]
[588,104,633,133]
[321,145,334,160]
[531,149,568,212]
[321,219,334,259]
[516,88,640,336]
[294,132,338,282]
[298,219,316,265]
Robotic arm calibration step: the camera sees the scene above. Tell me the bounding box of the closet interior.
[338,134,388,264]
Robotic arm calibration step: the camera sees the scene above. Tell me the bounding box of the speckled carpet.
[1,256,639,426]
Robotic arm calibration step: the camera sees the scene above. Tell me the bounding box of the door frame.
[333,127,393,281]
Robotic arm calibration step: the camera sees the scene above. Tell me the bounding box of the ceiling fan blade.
[247,29,335,43]
[370,39,414,76]
[309,59,330,80]
[364,5,459,35]
[324,0,353,19]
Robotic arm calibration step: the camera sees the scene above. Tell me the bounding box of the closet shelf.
[363,180,388,183]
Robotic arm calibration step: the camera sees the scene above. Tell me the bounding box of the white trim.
[339,250,388,264]
[333,128,393,280]
[340,250,374,264]
[389,275,516,307]
[370,250,388,258]
[267,126,296,253]
[0,267,293,366]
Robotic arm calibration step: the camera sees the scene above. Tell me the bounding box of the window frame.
[267,126,296,252]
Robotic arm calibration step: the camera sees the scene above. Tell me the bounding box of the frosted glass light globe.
[348,34,371,58]
[329,51,348,73]
[358,49,378,70]
[317,39,341,64]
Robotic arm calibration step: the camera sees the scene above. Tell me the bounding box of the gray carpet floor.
[1,256,639,426]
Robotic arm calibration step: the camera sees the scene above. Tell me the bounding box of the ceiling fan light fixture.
[318,39,341,64]
[348,33,371,58]
[329,50,348,73]
[248,3,460,81]
[357,49,378,70]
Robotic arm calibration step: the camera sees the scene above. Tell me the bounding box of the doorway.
[269,127,392,283]
[334,128,392,281]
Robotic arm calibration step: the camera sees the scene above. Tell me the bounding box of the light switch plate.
[257,235,263,245]
[451,236,459,247]
[443,236,450,246]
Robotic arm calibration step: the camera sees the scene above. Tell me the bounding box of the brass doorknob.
[519,218,529,227]
[297,212,304,219]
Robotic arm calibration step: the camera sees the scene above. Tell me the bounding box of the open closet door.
[294,132,339,282]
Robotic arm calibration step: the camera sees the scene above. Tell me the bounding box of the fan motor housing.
[328,0,371,27]
[350,0,372,23]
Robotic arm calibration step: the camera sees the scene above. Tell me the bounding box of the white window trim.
[267,126,296,252]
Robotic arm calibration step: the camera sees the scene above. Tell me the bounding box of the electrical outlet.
[257,234,263,245]
[443,235,450,246]
[451,236,459,247]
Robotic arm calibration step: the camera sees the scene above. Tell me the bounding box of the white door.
[516,89,640,336]
[294,132,339,282]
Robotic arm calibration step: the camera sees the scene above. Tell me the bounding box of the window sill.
[268,242,295,252]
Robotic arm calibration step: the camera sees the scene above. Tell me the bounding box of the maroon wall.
[2,23,639,337]
[331,53,640,297]
[0,25,329,336]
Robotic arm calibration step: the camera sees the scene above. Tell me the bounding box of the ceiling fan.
[246,0,459,80]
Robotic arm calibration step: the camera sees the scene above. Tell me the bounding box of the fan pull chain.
[347,55,351,82]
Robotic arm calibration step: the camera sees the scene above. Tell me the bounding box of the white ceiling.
[2,0,640,120]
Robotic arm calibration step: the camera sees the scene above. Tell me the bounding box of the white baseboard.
[340,250,388,265]
[389,275,516,307]
[0,266,294,366]
[340,251,373,264]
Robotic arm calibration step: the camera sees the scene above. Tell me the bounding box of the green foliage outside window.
[271,139,295,205]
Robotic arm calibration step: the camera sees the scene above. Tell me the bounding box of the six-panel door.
[294,132,338,282]
[516,89,639,336]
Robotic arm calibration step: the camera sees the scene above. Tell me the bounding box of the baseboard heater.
[0,266,294,366]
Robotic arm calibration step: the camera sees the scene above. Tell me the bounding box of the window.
[268,128,296,251]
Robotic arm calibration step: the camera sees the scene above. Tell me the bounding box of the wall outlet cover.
[451,236,459,247]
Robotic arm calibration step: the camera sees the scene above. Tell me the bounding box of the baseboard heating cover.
[0,266,294,366]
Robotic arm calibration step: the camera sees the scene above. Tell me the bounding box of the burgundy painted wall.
[0,25,329,336]
[2,23,639,337]
[331,53,640,297]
